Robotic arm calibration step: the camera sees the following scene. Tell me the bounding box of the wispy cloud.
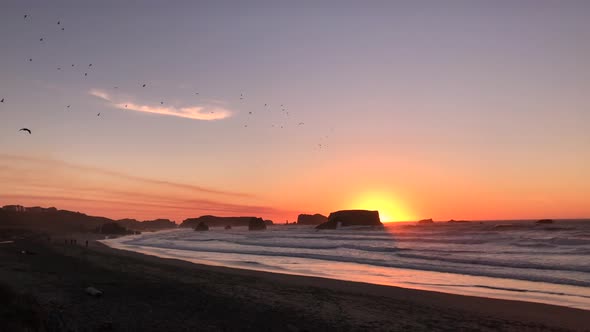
[89,89,111,101]
[0,154,252,198]
[0,154,285,221]
[89,89,232,121]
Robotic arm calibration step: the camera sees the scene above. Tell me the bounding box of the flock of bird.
[3,12,328,149]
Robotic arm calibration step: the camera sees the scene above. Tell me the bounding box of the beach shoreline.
[101,225,590,311]
[1,231,588,331]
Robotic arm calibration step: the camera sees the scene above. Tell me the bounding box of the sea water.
[101,220,590,310]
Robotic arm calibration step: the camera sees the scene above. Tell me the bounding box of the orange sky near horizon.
[1,153,588,223]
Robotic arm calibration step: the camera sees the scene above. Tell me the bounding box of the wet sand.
[0,232,588,331]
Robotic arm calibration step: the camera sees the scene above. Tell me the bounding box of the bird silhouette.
[298,122,304,125]
[1,98,4,103]
[88,64,92,67]
[57,67,61,70]
[97,113,100,116]
[84,73,88,76]
[71,64,75,67]
[66,105,70,109]
[19,128,31,134]
[39,38,43,41]
[24,14,28,20]
[142,84,146,87]
[61,28,64,31]
[160,101,164,105]
[57,21,60,25]
[29,58,32,62]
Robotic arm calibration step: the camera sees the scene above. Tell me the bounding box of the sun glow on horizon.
[351,192,414,223]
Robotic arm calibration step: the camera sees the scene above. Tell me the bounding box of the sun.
[351,192,413,223]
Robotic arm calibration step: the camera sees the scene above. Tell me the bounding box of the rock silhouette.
[194,221,209,231]
[248,218,267,231]
[181,216,273,228]
[316,210,382,230]
[297,214,328,225]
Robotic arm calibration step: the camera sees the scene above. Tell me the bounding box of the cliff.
[0,205,112,233]
[180,216,273,228]
[117,218,176,231]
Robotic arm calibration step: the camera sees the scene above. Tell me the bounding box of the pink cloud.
[89,89,232,121]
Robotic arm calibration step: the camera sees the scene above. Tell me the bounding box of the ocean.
[101,220,590,310]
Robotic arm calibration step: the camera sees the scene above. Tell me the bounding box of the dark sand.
[1,231,588,332]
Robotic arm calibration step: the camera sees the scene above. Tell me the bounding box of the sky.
[1,1,589,222]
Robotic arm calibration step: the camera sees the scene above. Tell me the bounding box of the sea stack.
[194,222,209,231]
[316,210,382,229]
[181,216,271,228]
[536,219,554,224]
[248,217,267,231]
[418,218,434,224]
[297,213,328,225]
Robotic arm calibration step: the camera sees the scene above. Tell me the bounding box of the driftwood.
[85,287,103,297]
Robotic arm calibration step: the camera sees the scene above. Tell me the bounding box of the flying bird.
[298,122,304,125]
[88,64,92,67]
[61,28,64,31]
[160,101,164,105]
[57,21,60,25]
[97,113,100,116]
[39,38,43,41]
[71,64,75,67]
[28,58,32,62]
[1,98,4,103]
[142,84,146,87]
[19,128,31,134]
[66,105,70,109]
[24,14,28,20]
[57,67,61,70]
[84,73,87,76]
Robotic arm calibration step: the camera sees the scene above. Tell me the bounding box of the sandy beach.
[0,231,588,332]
